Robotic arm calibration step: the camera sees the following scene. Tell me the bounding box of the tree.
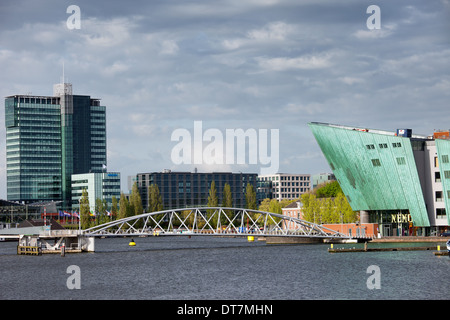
[268,199,282,214]
[221,183,233,226]
[117,193,129,221]
[148,184,163,212]
[245,183,257,210]
[315,181,342,198]
[148,184,164,228]
[95,197,105,226]
[318,197,333,224]
[80,189,90,229]
[207,181,219,228]
[335,192,357,223]
[222,183,233,208]
[111,195,118,220]
[301,193,320,224]
[258,198,271,212]
[207,180,218,207]
[129,182,143,216]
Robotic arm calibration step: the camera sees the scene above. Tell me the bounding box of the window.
[366,144,375,150]
[396,157,406,165]
[435,172,441,183]
[442,155,449,163]
[444,171,450,179]
[434,157,439,168]
[392,142,402,148]
[436,208,446,219]
[371,159,381,167]
[436,191,443,202]
[379,143,388,149]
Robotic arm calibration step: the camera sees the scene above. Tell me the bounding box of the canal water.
[0,236,448,300]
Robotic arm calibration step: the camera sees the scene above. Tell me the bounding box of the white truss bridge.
[82,207,351,240]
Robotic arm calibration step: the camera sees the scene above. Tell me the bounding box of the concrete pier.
[328,245,440,253]
[16,231,95,255]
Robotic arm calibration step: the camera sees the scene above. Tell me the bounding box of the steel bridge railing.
[82,207,350,239]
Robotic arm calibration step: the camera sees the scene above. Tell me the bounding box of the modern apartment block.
[257,173,311,202]
[136,170,258,210]
[309,122,450,236]
[71,172,121,213]
[5,81,106,210]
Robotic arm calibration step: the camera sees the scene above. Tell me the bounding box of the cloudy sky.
[0,0,449,197]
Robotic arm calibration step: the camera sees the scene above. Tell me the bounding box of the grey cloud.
[0,0,449,196]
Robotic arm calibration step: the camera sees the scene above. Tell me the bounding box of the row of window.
[371,157,407,167]
[16,97,60,105]
[258,176,310,181]
[366,142,402,150]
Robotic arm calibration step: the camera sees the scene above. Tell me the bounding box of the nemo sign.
[391,213,412,223]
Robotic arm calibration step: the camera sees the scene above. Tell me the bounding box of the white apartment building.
[71,172,121,213]
[257,173,311,201]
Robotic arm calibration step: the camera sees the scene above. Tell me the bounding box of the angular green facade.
[309,122,430,227]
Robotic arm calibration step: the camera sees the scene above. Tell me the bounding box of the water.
[0,236,448,300]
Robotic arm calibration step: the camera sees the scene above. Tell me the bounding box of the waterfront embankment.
[371,236,448,243]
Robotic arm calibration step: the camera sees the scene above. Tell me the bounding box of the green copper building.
[309,122,450,236]
[5,82,106,210]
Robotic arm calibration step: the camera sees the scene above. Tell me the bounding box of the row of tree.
[78,181,258,229]
[78,180,357,229]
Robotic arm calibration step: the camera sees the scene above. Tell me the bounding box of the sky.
[0,0,449,197]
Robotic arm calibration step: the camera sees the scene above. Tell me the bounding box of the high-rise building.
[5,81,106,209]
[309,122,450,236]
[136,170,257,210]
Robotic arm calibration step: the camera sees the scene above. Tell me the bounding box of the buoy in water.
[129,239,136,246]
[247,236,254,242]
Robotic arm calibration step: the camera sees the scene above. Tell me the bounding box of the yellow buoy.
[129,239,136,246]
[247,236,254,242]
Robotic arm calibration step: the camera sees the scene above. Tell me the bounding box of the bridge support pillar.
[80,236,95,252]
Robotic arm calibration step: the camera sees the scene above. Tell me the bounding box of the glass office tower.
[5,82,106,210]
[5,95,62,203]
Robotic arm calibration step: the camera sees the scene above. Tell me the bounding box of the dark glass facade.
[4,84,106,210]
[136,171,257,210]
[5,96,62,203]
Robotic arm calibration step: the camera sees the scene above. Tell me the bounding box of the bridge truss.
[82,207,350,240]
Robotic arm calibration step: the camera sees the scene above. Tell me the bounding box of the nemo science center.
[309,122,450,237]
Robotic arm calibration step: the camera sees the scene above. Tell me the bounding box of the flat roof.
[309,122,429,139]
